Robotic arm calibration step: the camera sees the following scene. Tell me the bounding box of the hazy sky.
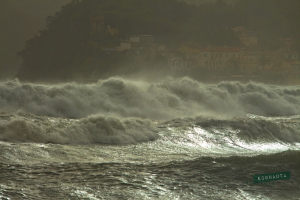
[0,0,239,79]
[0,0,71,78]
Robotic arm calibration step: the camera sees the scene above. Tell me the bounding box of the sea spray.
[1,77,300,119]
[0,113,159,144]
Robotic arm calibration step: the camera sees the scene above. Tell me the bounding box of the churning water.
[0,77,299,199]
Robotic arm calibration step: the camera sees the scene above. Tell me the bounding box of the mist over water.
[1,77,300,120]
[2,0,300,198]
[0,77,300,145]
[0,114,159,144]
[1,77,300,200]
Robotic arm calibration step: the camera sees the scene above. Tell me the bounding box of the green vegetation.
[16,0,300,81]
[0,0,71,78]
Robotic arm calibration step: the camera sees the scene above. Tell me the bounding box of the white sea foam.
[0,114,159,144]
[0,77,300,120]
[0,77,300,144]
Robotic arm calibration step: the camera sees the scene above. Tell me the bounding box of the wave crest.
[0,114,159,144]
[0,77,300,119]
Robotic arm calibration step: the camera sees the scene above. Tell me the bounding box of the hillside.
[0,0,71,78]
[15,0,300,82]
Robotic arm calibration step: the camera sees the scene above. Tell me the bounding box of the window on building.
[220,61,222,65]
[205,61,208,65]
[220,54,222,57]
[204,54,207,57]
[226,54,228,58]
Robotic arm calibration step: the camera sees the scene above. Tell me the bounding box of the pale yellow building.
[192,47,243,71]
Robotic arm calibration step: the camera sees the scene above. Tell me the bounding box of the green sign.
[253,171,290,183]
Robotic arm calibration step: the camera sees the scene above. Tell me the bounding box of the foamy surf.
[1,77,300,120]
[0,78,300,200]
[0,113,159,144]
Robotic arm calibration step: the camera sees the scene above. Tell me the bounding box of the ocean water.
[0,77,299,199]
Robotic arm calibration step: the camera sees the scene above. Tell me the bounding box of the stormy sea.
[0,77,299,199]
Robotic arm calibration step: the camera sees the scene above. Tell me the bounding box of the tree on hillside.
[16,0,300,81]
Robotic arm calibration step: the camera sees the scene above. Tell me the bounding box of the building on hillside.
[238,52,260,74]
[90,16,105,39]
[90,17,119,40]
[119,43,131,50]
[259,55,300,85]
[149,44,166,59]
[238,51,275,74]
[283,60,300,70]
[116,35,166,62]
[168,46,244,72]
[130,35,154,45]
[117,35,155,51]
[232,26,258,47]
[117,35,165,59]
[242,52,260,61]
[284,72,300,84]
[284,51,299,60]
[266,51,285,68]
[177,45,202,55]
[193,47,243,71]
[168,57,195,71]
[108,26,119,36]
[279,38,296,51]
[266,66,300,85]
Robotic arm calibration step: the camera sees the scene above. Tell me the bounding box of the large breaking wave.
[0,77,300,119]
[0,77,300,144]
[0,111,299,149]
[0,113,159,144]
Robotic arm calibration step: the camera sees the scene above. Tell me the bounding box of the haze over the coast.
[0,1,299,199]
[0,0,71,78]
